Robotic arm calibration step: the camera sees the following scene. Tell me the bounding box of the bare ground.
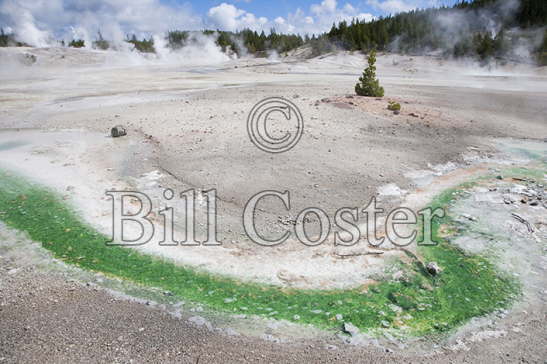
[0,47,546,362]
[0,254,545,363]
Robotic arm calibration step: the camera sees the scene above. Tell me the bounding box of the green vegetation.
[166,31,189,50]
[537,29,547,66]
[2,0,545,64]
[92,31,109,50]
[126,34,155,53]
[355,50,384,97]
[0,169,519,336]
[308,35,338,57]
[0,28,27,47]
[0,25,303,56]
[387,101,401,112]
[236,28,304,55]
[325,0,547,63]
[165,29,304,57]
[68,39,85,48]
[0,28,9,47]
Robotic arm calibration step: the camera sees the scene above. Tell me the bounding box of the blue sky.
[190,0,298,18]
[189,0,459,20]
[199,0,460,34]
[1,0,461,47]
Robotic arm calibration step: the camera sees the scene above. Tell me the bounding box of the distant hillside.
[320,0,547,64]
[1,0,545,64]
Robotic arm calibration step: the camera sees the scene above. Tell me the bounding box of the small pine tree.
[355,50,384,97]
[93,30,109,50]
[0,28,7,47]
[68,39,85,48]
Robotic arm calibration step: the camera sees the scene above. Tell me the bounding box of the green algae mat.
[0,169,519,336]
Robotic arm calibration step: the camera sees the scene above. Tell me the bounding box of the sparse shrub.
[68,39,85,48]
[309,35,336,57]
[355,50,384,97]
[93,31,109,50]
[216,31,240,55]
[473,32,496,61]
[126,34,155,53]
[0,28,24,47]
[93,39,109,50]
[0,28,8,47]
[166,29,304,57]
[167,30,188,50]
[537,29,547,66]
[387,101,401,112]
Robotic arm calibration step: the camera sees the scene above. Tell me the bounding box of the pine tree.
[324,0,547,62]
[0,28,7,47]
[355,50,384,97]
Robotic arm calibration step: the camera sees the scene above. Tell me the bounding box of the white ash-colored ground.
[0,46,546,289]
[0,162,545,361]
[1,46,547,362]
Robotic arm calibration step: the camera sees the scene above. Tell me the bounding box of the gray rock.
[261,334,280,343]
[343,322,359,336]
[111,125,127,138]
[20,53,37,65]
[188,316,212,330]
[426,261,442,275]
[461,213,477,222]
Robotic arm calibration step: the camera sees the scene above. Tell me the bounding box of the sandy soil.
[0,46,546,362]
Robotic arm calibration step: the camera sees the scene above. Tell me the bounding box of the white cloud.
[0,0,202,46]
[356,13,375,22]
[207,2,268,31]
[277,0,375,35]
[0,0,378,47]
[0,2,49,47]
[367,0,417,14]
[311,0,337,15]
[208,3,244,31]
[206,0,374,35]
[343,3,357,13]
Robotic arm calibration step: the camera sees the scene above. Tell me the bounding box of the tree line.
[1,28,304,57]
[0,28,26,47]
[324,0,547,64]
[166,29,304,56]
[1,0,545,64]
